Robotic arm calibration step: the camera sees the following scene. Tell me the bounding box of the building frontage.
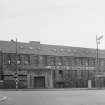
[0,40,105,89]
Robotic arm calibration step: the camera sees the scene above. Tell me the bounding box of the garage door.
[34,76,45,88]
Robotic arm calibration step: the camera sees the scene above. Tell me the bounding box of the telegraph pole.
[15,38,18,89]
[96,35,104,72]
[0,50,4,88]
[95,35,103,87]
[96,35,99,73]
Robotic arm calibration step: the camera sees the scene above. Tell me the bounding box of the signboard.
[4,70,27,75]
[95,72,105,77]
[45,66,71,70]
[45,66,95,70]
[72,67,95,70]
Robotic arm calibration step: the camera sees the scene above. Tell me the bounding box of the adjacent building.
[0,40,105,89]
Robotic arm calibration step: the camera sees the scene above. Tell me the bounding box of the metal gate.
[34,76,45,88]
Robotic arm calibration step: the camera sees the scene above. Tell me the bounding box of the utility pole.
[96,35,103,72]
[0,50,4,88]
[95,35,103,87]
[96,35,99,73]
[16,38,18,89]
[14,38,19,89]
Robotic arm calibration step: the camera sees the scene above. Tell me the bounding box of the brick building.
[0,40,105,89]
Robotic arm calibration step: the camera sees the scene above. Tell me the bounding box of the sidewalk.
[0,96,7,102]
[0,88,105,91]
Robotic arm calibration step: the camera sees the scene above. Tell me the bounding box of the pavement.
[0,87,105,91]
[0,96,7,102]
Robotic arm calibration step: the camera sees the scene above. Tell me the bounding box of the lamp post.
[11,38,19,89]
[96,35,103,73]
[0,50,4,88]
[95,35,103,87]
[15,38,18,89]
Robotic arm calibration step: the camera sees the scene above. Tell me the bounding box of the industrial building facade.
[0,40,105,89]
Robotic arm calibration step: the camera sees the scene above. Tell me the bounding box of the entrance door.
[34,76,45,88]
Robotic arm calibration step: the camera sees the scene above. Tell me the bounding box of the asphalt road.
[0,89,105,105]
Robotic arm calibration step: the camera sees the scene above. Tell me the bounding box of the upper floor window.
[55,56,63,66]
[21,54,30,65]
[62,56,72,66]
[24,55,30,65]
[39,55,43,65]
[38,55,47,66]
[73,58,80,66]
[4,53,21,65]
[16,54,21,65]
[80,58,89,66]
[100,59,105,66]
[32,55,39,66]
[83,58,89,66]
[88,58,96,67]
[47,56,55,66]
[4,53,11,65]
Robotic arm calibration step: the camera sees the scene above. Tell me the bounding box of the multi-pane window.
[4,53,11,65]
[79,58,89,66]
[4,53,21,65]
[88,58,96,67]
[62,56,72,66]
[80,58,84,66]
[10,53,16,65]
[16,54,21,65]
[21,54,30,65]
[73,58,80,66]
[47,56,55,66]
[30,55,39,66]
[55,56,63,66]
[10,53,21,65]
[24,55,30,65]
[33,55,39,66]
[38,55,47,66]
[83,58,89,66]
[30,55,47,66]
[99,59,105,66]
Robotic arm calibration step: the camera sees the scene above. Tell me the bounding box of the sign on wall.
[45,66,95,70]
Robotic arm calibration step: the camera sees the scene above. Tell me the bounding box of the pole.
[0,50,3,80]
[95,35,103,87]
[95,35,99,87]
[15,38,18,89]
[96,35,104,74]
[0,50,4,88]
[96,35,99,73]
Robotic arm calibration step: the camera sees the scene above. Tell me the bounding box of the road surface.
[0,89,105,105]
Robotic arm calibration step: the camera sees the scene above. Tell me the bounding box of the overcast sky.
[1,0,105,49]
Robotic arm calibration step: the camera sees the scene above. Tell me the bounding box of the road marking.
[0,96,7,102]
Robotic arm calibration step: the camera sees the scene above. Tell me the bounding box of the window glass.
[20,54,30,65]
[55,56,62,66]
[63,57,72,66]
[4,53,11,65]
[47,56,55,66]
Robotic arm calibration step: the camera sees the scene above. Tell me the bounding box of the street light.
[11,38,19,89]
[96,35,104,73]
[0,50,4,88]
[95,35,104,87]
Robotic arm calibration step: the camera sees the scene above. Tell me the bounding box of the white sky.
[1,0,105,49]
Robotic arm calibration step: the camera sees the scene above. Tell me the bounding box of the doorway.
[34,76,45,88]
